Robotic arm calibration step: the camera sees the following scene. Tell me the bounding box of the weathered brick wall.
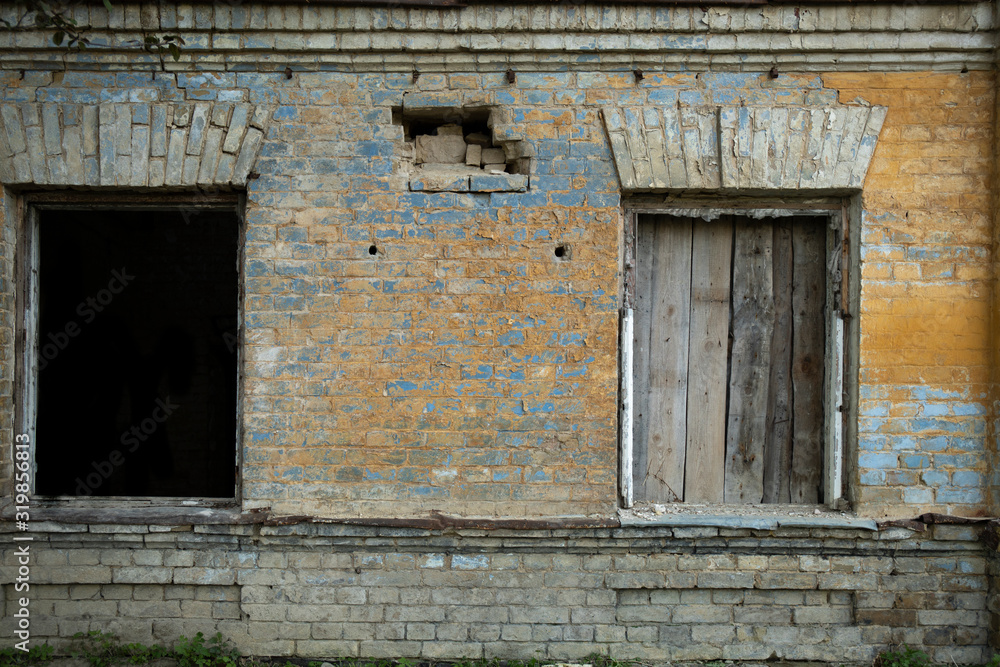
[824,73,995,517]
[1,3,999,660]
[0,7,996,518]
[0,521,992,663]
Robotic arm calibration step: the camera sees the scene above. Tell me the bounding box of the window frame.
[619,200,854,510]
[15,191,245,510]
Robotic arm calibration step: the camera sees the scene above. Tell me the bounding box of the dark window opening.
[34,208,239,498]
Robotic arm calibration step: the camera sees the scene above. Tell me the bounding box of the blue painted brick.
[935,453,981,468]
[860,470,885,485]
[859,435,887,451]
[950,437,985,452]
[935,488,983,504]
[901,454,931,469]
[951,471,982,487]
[859,453,898,469]
[461,365,493,380]
[922,470,949,486]
[921,436,950,451]
[903,488,934,504]
[921,404,950,417]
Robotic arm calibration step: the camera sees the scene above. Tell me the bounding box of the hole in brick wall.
[555,244,571,260]
[395,107,531,178]
[368,245,378,256]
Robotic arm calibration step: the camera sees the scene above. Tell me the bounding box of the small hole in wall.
[554,244,571,260]
[369,245,378,256]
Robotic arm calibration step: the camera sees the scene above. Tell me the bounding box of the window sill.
[2,502,257,526]
[617,506,878,531]
[409,171,528,193]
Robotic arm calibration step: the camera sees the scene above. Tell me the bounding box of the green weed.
[874,646,930,667]
[0,644,54,667]
[72,631,171,667]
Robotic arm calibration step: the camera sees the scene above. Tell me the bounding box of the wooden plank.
[644,218,692,502]
[631,217,655,500]
[620,308,634,508]
[790,220,826,503]
[684,218,732,503]
[763,220,793,503]
[21,205,40,487]
[724,219,774,503]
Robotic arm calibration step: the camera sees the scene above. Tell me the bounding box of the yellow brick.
[892,263,921,280]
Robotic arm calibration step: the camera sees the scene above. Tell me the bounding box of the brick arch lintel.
[602,104,887,192]
[0,101,273,188]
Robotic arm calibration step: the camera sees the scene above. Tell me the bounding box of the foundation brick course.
[1,522,996,663]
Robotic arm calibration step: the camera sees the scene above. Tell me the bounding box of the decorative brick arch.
[602,104,887,191]
[0,101,272,187]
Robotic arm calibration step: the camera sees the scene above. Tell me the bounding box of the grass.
[8,636,998,667]
[1,636,637,667]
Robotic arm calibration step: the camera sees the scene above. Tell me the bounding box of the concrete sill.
[618,508,878,531]
[409,172,528,192]
[1,504,256,526]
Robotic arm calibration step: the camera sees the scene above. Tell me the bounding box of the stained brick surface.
[823,72,995,516]
[0,7,995,518]
[0,1,999,660]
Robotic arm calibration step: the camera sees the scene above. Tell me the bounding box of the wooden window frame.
[12,190,245,511]
[619,201,854,509]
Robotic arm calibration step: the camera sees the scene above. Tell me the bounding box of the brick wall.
[0,69,996,518]
[824,73,995,517]
[0,0,994,517]
[1,3,999,661]
[0,521,993,663]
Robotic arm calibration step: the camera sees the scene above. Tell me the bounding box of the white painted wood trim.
[825,216,845,507]
[825,316,845,507]
[620,307,634,508]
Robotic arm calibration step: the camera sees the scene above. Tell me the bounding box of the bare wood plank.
[684,218,733,503]
[644,218,692,502]
[790,220,826,503]
[631,217,656,500]
[724,219,774,503]
[19,204,40,488]
[763,220,793,503]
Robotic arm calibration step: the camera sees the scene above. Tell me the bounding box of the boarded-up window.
[632,214,827,504]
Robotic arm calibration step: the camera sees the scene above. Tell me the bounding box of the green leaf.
[52,31,64,45]
[103,0,113,11]
[169,43,180,61]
